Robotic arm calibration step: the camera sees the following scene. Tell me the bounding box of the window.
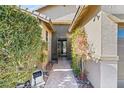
[118,28,124,38]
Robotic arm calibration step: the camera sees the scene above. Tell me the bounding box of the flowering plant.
[71,28,91,60]
[71,28,92,78]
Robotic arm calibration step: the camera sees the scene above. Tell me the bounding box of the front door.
[57,40,67,57]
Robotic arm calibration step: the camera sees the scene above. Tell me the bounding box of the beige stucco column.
[85,11,118,88]
[100,11,118,88]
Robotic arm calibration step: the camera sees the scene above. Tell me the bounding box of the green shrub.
[71,28,89,76]
[71,54,81,76]
[0,5,45,87]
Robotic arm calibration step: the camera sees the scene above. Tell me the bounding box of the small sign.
[33,71,42,79]
[31,70,45,88]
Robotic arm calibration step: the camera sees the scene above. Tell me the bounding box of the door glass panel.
[57,40,67,57]
[63,41,66,54]
[57,41,61,56]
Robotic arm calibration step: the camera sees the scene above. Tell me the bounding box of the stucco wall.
[38,5,77,20]
[84,11,118,88]
[102,5,124,87]
[40,23,52,62]
[118,40,124,88]
[100,61,117,88]
[118,38,124,80]
[55,13,76,21]
[101,12,118,56]
[84,11,102,88]
[85,12,102,57]
[102,5,124,14]
[100,11,118,88]
[85,61,101,87]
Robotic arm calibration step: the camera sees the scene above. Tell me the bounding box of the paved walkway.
[44,57,78,88]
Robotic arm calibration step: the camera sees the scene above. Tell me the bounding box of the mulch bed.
[74,74,94,88]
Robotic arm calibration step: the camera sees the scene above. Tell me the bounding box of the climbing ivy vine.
[71,28,91,76]
[0,5,47,87]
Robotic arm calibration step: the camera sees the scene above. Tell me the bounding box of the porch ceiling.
[37,15,54,32]
[41,20,54,32]
[107,13,124,28]
[108,14,124,23]
[52,20,72,25]
[35,5,57,12]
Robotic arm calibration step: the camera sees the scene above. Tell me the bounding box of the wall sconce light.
[96,15,100,20]
[93,14,100,22]
[93,17,95,22]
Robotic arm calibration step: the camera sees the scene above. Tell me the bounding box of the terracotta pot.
[79,72,84,80]
[41,62,48,71]
[46,62,53,71]
[79,72,87,80]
